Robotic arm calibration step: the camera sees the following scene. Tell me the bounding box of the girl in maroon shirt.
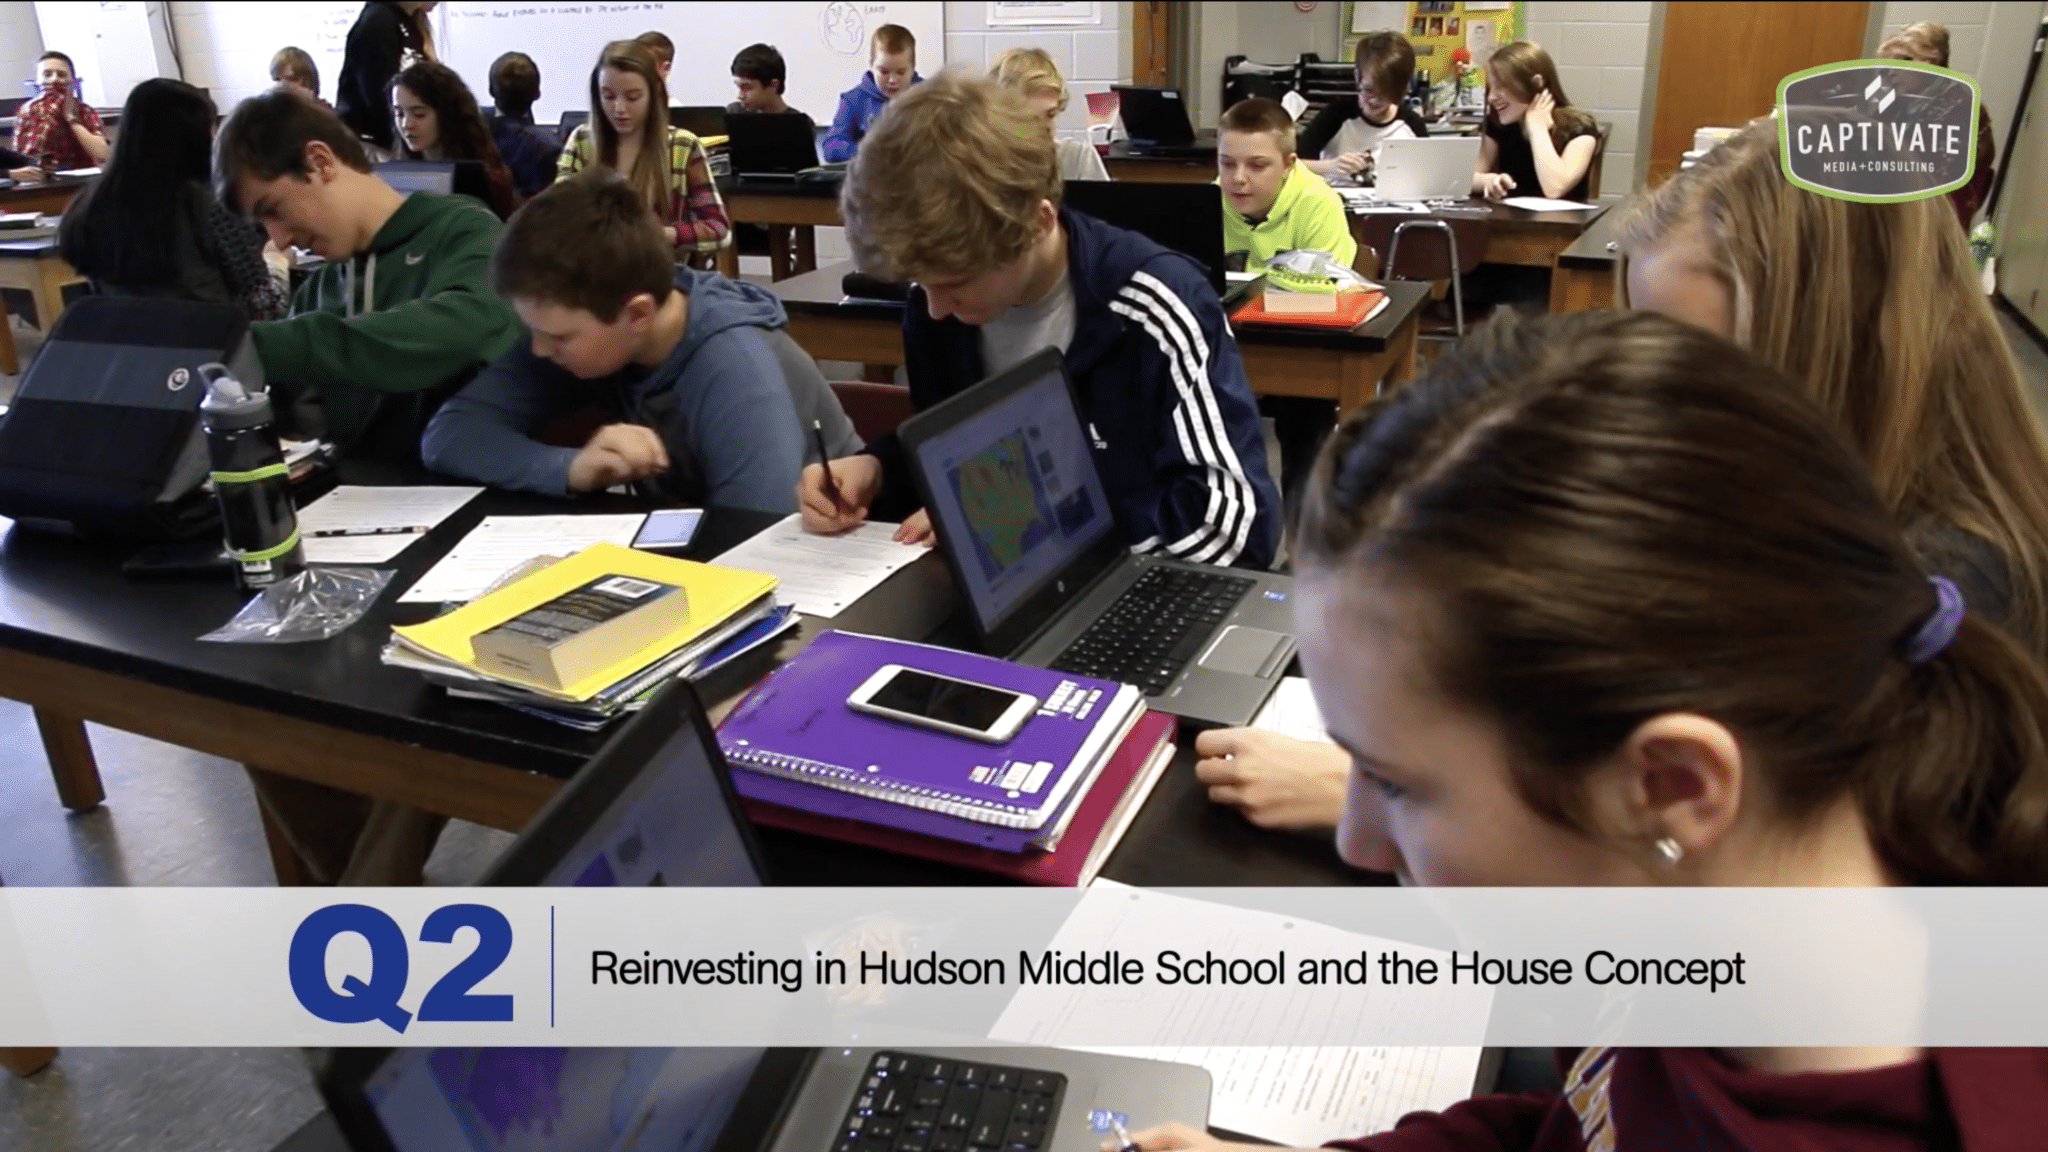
[1112,311,2048,1152]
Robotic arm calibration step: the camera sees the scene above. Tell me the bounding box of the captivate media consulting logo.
[1778,59,1980,203]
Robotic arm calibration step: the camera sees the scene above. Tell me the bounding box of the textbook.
[470,573,691,692]
[718,630,1144,834]
[389,542,777,703]
[1232,288,1388,329]
[740,709,1176,886]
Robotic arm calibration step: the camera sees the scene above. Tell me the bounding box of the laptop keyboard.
[1049,566,1257,694]
[833,1052,1067,1152]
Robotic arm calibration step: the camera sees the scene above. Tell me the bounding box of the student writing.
[13,51,108,172]
[989,47,1108,182]
[1296,31,1427,182]
[336,0,435,155]
[798,72,1281,569]
[391,60,520,218]
[1472,41,1599,201]
[216,88,521,468]
[485,52,563,199]
[730,43,803,119]
[1620,115,2048,659]
[557,41,730,257]
[1120,309,2048,1152]
[60,79,287,320]
[424,171,859,512]
[821,24,921,162]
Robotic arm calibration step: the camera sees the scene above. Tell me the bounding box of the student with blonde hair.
[1620,116,2048,659]
[1876,20,1996,227]
[988,46,1107,181]
[798,71,1281,569]
[1472,40,1599,200]
[270,46,324,103]
[1113,308,2048,1152]
[557,40,729,257]
[822,23,921,161]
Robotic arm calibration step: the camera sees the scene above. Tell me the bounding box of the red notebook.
[740,711,1177,886]
[1231,288,1388,329]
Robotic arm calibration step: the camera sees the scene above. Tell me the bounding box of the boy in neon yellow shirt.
[1219,97,1356,272]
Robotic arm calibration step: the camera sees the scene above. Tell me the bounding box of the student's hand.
[797,453,883,533]
[1098,1123,1283,1152]
[893,508,934,547]
[6,166,42,183]
[1194,727,1349,830]
[1475,171,1516,200]
[1525,89,1556,137]
[566,424,670,492]
[1334,150,1372,177]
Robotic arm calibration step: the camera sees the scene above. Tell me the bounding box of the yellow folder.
[392,542,778,703]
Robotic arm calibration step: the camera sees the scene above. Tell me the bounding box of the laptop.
[1370,136,1483,202]
[899,349,1295,728]
[671,104,729,137]
[1060,180,1234,299]
[374,160,503,216]
[316,682,1212,1152]
[727,111,820,180]
[1111,86,1214,159]
[557,109,589,139]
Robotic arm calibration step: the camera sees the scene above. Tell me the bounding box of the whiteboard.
[433,1,945,128]
[169,1,363,114]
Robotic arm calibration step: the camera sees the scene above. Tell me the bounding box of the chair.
[829,380,915,443]
[1585,122,1611,200]
[1353,212,1491,343]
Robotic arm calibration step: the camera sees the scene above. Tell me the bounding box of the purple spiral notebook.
[718,630,1142,834]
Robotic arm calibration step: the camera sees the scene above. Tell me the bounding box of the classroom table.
[0,234,83,375]
[0,173,88,218]
[1348,197,1615,270]
[1548,196,1631,313]
[718,177,839,280]
[1101,140,1219,184]
[775,262,1429,414]
[2,472,1367,889]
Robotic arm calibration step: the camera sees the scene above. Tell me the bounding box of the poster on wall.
[1343,0,1524,73]
[988,1,1102,25]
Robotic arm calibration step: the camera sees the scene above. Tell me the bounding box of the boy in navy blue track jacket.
[796,72,1281,571]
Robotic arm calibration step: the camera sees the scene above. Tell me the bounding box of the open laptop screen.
[910,351,1115,633]
[361,1047,766,1152]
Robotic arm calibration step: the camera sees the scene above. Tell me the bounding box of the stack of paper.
[713,513,926,618]
[382,541,787,728]
[397,514,648,603]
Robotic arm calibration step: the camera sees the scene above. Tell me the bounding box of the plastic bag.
[199,567,395,643]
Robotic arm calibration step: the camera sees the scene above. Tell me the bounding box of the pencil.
[813,420,843,509]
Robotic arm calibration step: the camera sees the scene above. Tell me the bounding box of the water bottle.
[198,363,304,591]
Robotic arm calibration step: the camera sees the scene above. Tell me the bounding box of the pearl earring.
[1653,836,1684,868]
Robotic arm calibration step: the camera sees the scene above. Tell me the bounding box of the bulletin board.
[1340,0,1524,71]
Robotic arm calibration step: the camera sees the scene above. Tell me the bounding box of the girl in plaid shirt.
[556,40,729,256]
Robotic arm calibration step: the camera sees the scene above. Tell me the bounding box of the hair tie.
[1903,575,1965,664]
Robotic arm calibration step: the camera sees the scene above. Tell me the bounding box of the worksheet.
[713,513,925,617]
[397,514,646,603]
[298,485,483,565]
[1250,677,1328,743]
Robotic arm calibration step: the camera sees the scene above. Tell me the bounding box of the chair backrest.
[829,380,915,443]
[1585,121,1611,199]
[1353,213,1490,282]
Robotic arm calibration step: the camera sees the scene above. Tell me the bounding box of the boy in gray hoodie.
[424,171,857,511]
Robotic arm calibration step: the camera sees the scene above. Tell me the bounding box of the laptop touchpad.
[1200,625,1288,676]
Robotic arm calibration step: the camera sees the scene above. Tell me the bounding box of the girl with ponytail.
[1122,310,2048,1152]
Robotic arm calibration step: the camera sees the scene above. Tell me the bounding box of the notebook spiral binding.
[724,744,1053,829]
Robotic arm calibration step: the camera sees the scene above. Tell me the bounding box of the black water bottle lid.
[197,362,273,431]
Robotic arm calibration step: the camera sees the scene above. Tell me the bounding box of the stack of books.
[382,541,789,731]
[719,630,1176,886]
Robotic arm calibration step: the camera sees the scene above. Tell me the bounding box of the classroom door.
[1646,1,1869,185]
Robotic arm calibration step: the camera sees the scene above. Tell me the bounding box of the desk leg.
[30,263,70,333]
[0,1047,56,1077]
[34,707,104,811]
[255,792,316,887]
[713,246,740,278]
[0,305,17,376]
[769,225,794,281]
[1380,315,1420,395]
[794,225,816,276]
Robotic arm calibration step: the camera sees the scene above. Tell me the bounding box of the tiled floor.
[4,309,2048,1152]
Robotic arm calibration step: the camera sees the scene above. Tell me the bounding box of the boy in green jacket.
[1217,96,1360,506]
[215,87,521,466]
[1218,96,1357,272]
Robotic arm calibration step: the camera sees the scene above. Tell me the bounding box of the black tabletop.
[716,176,841,200]
[773,261,1432,354]
[0,466,1367,887]
[1555,196,1632,269]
